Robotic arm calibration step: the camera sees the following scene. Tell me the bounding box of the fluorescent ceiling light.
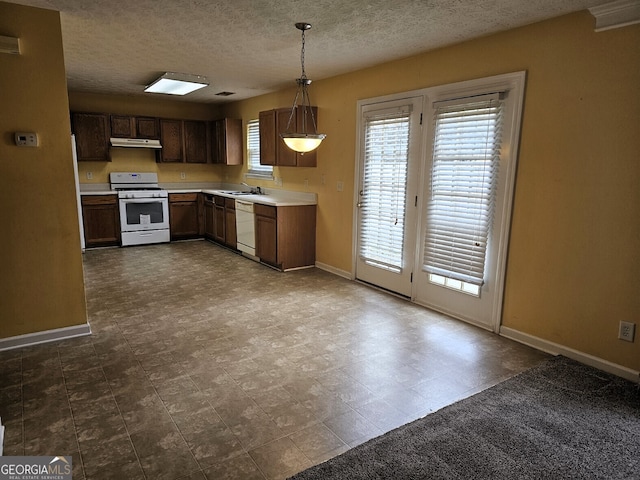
[144,72,208,95]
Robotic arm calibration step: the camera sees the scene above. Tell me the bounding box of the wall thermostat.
[15,132,39,147]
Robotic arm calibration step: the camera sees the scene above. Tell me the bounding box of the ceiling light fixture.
[280,23,326,154]
[144,72,208,96]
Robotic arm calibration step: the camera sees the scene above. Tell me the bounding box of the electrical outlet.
[618,321,635,342]
[180,172,186,180]
[337,181,344,192]
[274,177,283,187]
[86,171,93,180]
[304,178,309,188]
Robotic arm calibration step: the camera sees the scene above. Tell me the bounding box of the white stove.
[110,172,170,246]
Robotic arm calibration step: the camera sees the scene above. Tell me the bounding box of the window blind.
[359,107,411,273]
[423,95,503,286]
[247,119,272,176]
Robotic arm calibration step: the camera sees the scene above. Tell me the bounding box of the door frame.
[353,96,425,297]
[352,71,526,332]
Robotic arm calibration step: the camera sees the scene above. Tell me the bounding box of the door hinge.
[415,195,418,207]
[410,272,413,282]
[420,113,423,125]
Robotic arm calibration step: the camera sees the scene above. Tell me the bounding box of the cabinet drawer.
[214,195,225,206]
[169,193,198,202]
[224,198,236,210]
[81,194,117,206]
[254,203,276,219]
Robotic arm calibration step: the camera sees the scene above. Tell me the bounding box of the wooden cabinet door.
[203,198,214,239]
[225,207,237,249]
[160,119,183,162]
[259,110,276,166]
[110,115,159,139]
[110,115,134,138]
[81,195,120,247]
[135,117,159,139]
[256,214,277,265]
[184,120,208,164]
[169,193,199,239]
[212,118,242,165]
[213,197,226,243]
[72,113,110,161]
[275,108,297,166]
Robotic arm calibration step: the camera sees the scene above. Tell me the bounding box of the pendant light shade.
[280,23,326,154]
[282,133,325,153]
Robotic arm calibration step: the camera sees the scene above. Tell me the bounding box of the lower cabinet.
[255,205,278,265]
[203,194,215,240]
[213,196,226,243]
[224,198,237,249]
[255,204,316,270]
[211,195,237,248]
[169,193,200,240]
[81,195,120,247]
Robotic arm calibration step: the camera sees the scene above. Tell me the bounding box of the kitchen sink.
[221,191,266,196]
[220,191,253,195]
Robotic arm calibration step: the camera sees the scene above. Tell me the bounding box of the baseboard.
[500,326,639,383]
[0,323,92,352]
[315,261,353,280]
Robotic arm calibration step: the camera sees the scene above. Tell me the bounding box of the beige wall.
[0,2,87,338]
[221,11,640,371]
[2,2,638,372]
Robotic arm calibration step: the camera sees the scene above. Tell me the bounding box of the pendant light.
[280,22,326,154]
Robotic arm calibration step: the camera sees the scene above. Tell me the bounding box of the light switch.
[15,132,38,147]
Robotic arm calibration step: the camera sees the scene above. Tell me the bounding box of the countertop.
[79,184,317,207]
[200,190,316,207]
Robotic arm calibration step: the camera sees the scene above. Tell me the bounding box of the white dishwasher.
[235,200,257,258]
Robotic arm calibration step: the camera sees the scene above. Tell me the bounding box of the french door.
[355,73,525,330]
[354,97,423,297]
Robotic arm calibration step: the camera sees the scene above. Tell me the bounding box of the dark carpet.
[289,356,640,480]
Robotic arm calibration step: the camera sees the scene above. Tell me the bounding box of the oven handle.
[119,197,168,203]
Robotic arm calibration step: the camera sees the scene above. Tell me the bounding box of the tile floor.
[0,241,549,479]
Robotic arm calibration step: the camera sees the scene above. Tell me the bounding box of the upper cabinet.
[71,112,110,162]
[259,106,318,167]
[210,118,242,165]
[159,119,208,164]
[159,119,184,163]
[71,111,237,165]
[110,115,159,139]
[184,120,208,164]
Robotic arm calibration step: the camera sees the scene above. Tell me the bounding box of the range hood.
[110,137,162,149]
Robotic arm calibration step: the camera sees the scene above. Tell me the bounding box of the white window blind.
[423,94,503,286]
[247,119,272,177]
[359,106,411,273]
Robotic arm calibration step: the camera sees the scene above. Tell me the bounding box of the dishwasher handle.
[235,200,254,213]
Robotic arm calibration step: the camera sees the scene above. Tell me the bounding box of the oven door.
[119,197,169,232]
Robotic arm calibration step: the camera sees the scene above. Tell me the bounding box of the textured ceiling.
[7,0,608,103]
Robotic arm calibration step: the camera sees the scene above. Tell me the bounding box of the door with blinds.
[355,73,525,330]
[413,91,519,329]
[355,98,423,297]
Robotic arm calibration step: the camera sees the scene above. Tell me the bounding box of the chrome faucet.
[241,182,262,194]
